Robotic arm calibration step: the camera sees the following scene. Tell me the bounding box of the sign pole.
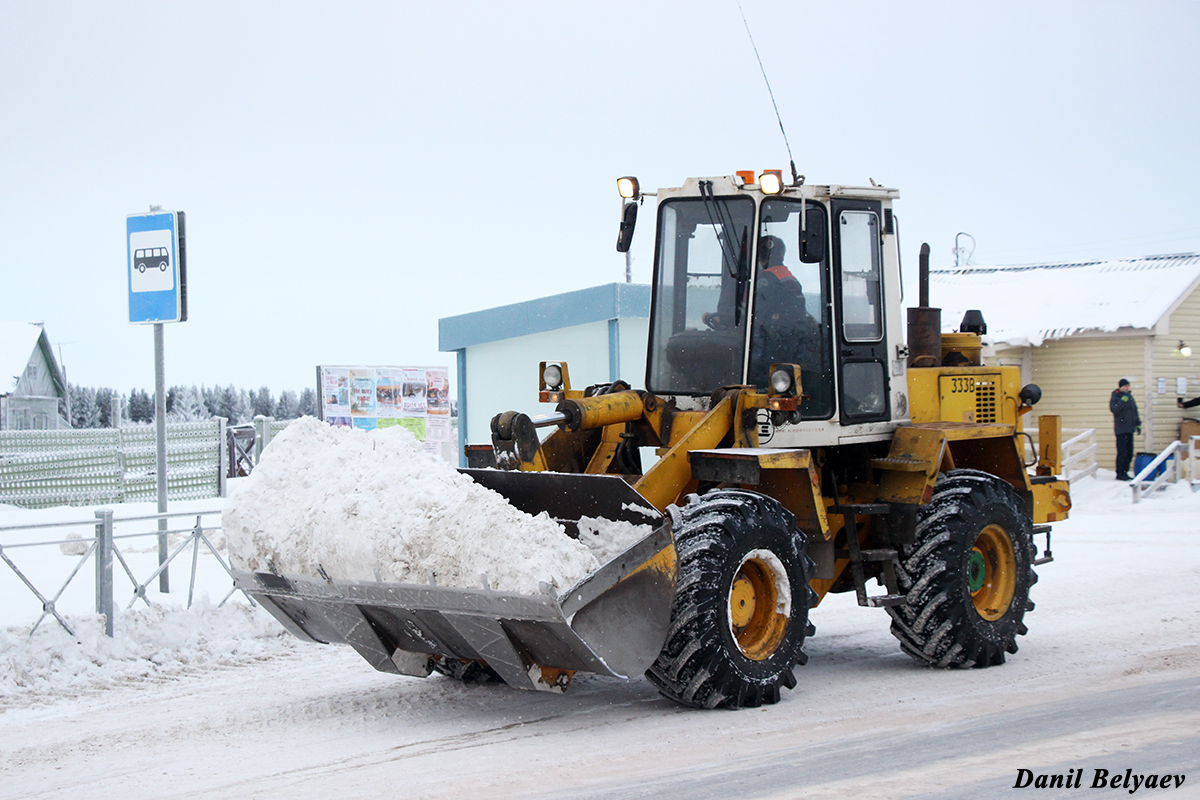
[126,207,187,595]
[154,322,168,592]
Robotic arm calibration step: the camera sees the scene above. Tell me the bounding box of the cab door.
[832,199,890,425]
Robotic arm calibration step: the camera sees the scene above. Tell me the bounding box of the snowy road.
[2,478,1198,798]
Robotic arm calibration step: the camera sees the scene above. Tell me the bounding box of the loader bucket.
[234,470,677,692]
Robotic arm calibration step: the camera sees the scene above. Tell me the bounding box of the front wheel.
[646,490,816,709]
[431,656,501,684]
[887,469,1037,668]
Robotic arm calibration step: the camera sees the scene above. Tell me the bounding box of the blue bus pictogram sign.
[127,211,187,324]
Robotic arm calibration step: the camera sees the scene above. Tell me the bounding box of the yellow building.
[925,254,1200,475]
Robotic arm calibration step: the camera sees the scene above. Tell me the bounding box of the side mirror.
[616,202,638,253]
[798,208,826,263]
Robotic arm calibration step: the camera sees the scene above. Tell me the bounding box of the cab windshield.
[749,199,834,418]
[646,196,755,395]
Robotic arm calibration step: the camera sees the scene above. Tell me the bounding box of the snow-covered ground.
[1,475,1198,799]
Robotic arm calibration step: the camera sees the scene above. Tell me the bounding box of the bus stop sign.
[127,210,187,324]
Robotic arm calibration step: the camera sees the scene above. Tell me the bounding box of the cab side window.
[838,211,883,342]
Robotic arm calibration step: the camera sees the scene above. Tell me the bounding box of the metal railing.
[0,507,252,638]
[1130,440,1182,503]
[1189,435,1200,491]
[226,415,292,478]
[1021,426,1098,482]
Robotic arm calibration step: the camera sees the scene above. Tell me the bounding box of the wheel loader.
[235,171,1071,709]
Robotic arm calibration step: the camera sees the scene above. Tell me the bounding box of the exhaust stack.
[906,243,941,368]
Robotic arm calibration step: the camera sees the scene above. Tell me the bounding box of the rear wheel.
[646,489,816,709]
[887,469,1037,667]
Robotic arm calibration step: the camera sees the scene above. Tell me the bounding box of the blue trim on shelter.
[607,319,620,382]
[439,283,651,466]
[455,349,468,467]
[439,283,650,351]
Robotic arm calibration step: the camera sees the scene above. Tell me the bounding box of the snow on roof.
[921,253,1200,347]
[0,322,46,395]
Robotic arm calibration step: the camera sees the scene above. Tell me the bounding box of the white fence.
[0,420,229,508]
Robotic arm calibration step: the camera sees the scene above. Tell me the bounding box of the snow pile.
[577,515,651,565]
[224,417,649,594]
[0,601,289,703]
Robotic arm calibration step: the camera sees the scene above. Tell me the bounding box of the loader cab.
[645,175,906,439]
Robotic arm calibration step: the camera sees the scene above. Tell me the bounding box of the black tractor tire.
[887,469,1037,668]
[646,489,817,709]
[431,657,501,684]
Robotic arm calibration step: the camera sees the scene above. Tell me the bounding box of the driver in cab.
[702,234,811,336]
[753,235,805,325]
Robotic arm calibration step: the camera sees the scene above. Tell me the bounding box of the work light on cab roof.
[759,170,784,194]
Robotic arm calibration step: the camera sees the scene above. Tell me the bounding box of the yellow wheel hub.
[728,554,790,661]
[969,524,1016,621]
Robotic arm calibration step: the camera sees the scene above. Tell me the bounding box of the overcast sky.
[3,1,1198,394]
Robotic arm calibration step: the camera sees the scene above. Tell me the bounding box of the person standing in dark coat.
[1110,378,1141,480]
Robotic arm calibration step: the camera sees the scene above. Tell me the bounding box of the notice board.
[316,365,451,451]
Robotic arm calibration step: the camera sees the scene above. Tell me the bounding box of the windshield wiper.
[699,180,750,325]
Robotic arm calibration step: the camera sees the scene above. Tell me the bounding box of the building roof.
[923,253,1200,347]
[439,282,651,351]
[0,321,52,395]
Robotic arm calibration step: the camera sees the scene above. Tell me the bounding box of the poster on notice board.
[316,365,450,452]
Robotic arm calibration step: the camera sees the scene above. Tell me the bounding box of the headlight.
[770,368,793,394]
[617,176,640,200]
[543,363,563,390]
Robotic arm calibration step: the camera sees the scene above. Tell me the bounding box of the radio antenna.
[736,1,801,185]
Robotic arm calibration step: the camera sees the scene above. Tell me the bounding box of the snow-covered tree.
[201,385,221,418]
[128,388,154,423]
[274,389,299,420]
[168,386,211,422]
[166,385,180,414]
[251,386,274,418]
[96,388,116,428]
[217,386,239,423]
[236,388,252,423]
[69,384,99,428]
[298,387,318,417]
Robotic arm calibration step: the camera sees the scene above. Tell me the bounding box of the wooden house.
[0,322,70,430]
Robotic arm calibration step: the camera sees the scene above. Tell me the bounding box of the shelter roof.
[923,253,1200,347]
[439,282,650,351]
